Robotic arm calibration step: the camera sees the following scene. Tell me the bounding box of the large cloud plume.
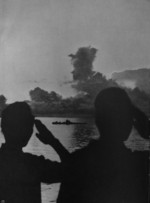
[68,46,116,99]
[69,46,97,81]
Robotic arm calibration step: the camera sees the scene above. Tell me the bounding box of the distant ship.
[52,119,87,125]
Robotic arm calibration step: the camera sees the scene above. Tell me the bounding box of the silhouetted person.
[0,102,70,203]
[93,87,149,203]
[57,87,149,203]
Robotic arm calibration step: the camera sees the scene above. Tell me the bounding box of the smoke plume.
[69,46,97,81]
[68,46,117,100]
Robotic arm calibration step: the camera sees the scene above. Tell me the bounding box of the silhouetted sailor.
[0,102,69,203]
[92,87,149,203]
[58,87,149,203]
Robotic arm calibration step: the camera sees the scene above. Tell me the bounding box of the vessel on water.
[52,119,87,125]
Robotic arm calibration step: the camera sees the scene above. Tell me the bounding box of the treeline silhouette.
[28,85,150,117]
[0,76,150,117]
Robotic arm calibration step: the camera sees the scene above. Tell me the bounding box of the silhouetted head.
[1,102,34,149]
[95,87,133,142]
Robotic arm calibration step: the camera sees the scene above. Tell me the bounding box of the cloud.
[0,0,150,102]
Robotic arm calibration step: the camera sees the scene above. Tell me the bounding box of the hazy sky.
[1,0,150,102]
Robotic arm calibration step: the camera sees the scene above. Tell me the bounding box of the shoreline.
[33,114,94,118]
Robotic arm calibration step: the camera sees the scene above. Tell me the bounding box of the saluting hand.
[34,119,56,145]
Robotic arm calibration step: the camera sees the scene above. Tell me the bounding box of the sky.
[1,0,150,102]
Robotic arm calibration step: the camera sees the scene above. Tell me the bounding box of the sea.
[0,117,149,203]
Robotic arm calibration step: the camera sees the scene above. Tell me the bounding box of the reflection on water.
[71,122,99,150]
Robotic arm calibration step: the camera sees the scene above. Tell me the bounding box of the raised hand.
[34,119,55,145]
[35,119,70,161]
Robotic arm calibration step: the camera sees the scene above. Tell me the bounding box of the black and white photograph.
[0,0,149,202]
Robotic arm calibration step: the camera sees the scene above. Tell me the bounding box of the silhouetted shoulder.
[23,152,67,184]
[0,146,65,184]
